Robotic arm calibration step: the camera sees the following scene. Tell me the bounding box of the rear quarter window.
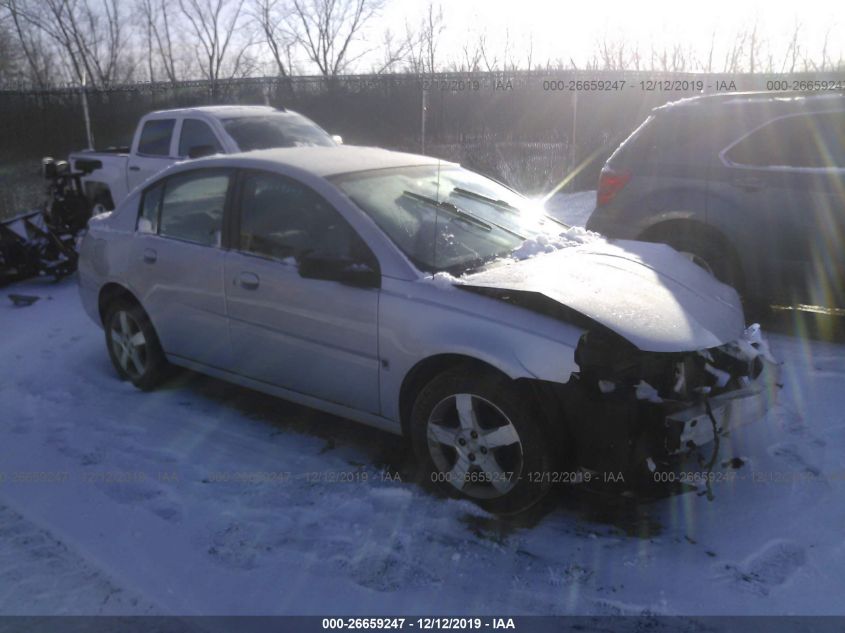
[137,183,164,233]
[725,111,845,169]
[158,169,232,246]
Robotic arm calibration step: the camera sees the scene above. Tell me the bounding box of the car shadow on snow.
[152,367,688,540]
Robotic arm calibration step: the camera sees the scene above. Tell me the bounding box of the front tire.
[410,366,553,514]
[104,300,168,391]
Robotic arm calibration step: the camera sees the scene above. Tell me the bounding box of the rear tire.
[410,365,553,515]
[663,233,742,290]
[104,300,168,391]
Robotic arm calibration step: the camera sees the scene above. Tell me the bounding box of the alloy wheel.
[426,393,524,499]
[109,310,148,379]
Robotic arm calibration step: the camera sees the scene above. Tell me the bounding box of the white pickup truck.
[68,105,339,212]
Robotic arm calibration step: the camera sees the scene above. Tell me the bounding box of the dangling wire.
[701,397,721,501]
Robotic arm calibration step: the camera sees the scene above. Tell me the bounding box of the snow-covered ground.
[1,193,845,616]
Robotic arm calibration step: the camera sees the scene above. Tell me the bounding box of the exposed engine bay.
[564,322,777,482]
[460,283,778,483]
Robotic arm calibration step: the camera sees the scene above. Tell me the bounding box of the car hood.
[461,239,745,352]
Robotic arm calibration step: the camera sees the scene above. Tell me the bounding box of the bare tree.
[781,20,801,73]
[747,19,760,73]
[2,1,53,87]
[723,27,747,73]
[0,19,21,82]
[287,0,384,77]
[136,0,180,83]
[178,0,252,90]
[2,0,134,87]
[420,2,443,73]
[372,28,410,74]
[455,37,482,72]
[403,2,443,74]
[251,0,294,78]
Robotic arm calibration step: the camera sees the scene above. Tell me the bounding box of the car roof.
[148,105,287,119]
[655,91,845,114]
[209,146,452,178]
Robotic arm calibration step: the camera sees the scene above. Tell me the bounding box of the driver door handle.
[129,165,141,172]
[238,271,260,290]
[142,248,157,263]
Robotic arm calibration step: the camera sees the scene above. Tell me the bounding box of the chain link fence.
[1,70,842,217]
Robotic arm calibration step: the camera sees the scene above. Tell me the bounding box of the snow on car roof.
[149,105,283,118]
[656,91,845,112]
[225,145,452,177]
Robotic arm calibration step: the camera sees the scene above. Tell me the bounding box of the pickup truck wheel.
[104,300,168,391]
[410,366,552,515]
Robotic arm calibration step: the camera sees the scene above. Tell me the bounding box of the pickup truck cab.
[69,105,337,212]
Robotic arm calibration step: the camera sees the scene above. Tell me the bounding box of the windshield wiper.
[402,191,526,240]
[451,187,520,214]
[402,191,492,232]
[452,187,570,230]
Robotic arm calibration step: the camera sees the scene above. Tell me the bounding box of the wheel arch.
[397,353,560,439]
[398,354,513,438]
[83,181,116,211]
[97,282,143,326]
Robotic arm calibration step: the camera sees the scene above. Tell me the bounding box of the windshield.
[333,165,564,274]
[222,113,335,151]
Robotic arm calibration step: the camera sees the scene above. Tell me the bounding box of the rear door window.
[178,119,223,157]
[138,119,176,156]
[158,169,232,247]
[726,111,845,168]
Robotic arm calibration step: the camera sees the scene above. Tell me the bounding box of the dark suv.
[586,92,845,309]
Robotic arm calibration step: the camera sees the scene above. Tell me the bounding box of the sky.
[365,0,844,71]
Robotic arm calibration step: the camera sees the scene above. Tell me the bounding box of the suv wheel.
[410,366,553,514]
[104,300,168,391]
[660,233,742,290]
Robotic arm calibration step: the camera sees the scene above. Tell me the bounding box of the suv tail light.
[596,167,631,207]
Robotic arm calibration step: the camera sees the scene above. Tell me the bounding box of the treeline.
[0,0,843,91]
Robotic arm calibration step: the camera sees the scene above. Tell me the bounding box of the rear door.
[223,170,381,413]
[128,117,178,191]
[127,168,235,368]
[713,110,845,306]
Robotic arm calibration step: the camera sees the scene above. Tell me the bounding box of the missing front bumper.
[665,358,780,454]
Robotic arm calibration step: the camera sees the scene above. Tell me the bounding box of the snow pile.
[509,225,600,261]
[422,271,465,288]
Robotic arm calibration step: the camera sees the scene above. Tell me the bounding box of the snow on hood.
[461,239,746,353]
[508,225,598,259]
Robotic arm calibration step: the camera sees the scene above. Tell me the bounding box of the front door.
[224,170,381,414]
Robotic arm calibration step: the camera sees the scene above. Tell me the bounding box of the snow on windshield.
[335,165,600,276]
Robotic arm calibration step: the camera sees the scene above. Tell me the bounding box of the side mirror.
[298,252,379,287]
[331,134,343,145]
[188,145,218,159]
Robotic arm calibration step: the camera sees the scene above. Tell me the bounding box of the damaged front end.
[562,323,779,481]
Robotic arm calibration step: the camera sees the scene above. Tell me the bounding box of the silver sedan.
[78,146,777,513]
